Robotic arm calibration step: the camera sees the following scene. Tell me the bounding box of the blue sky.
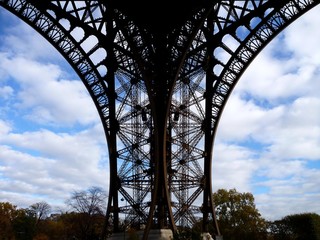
[1,6,320,220]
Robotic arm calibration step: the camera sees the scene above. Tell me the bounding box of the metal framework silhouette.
[0,0,318,239]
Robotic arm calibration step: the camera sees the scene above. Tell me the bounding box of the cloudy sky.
[1,5,320,221]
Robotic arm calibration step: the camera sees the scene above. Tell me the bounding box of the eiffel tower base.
[108,230,222,240]
[108,229,173,240]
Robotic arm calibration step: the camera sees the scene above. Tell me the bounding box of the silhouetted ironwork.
[0,0,318,239]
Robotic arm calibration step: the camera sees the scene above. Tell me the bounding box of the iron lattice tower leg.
[1,0,318,239]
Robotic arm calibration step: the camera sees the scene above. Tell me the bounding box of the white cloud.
[216,92,285,142]
[0,85,13,100]
[0,119,12,135]
[0,53,99,126]
[0,125,108,209]
[212,143,258,193]
[284,8,320,61]
[0,11,65,64]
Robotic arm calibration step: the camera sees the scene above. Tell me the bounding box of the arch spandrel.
[207,0,319,139]
[0,0,112,137]
[0,0,319,239]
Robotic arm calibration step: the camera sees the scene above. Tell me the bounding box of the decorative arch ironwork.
[0,0,318,239]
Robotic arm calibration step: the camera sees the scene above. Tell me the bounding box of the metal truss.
[0,0,318,239]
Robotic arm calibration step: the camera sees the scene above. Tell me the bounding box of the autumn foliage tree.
[0,202,20,239]
[0,187,107,240]
[213,188,267,240]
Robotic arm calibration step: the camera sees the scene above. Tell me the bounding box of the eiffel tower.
[0,0,318,239]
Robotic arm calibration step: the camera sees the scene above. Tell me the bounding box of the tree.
[269,213,320,240]
[65,186,107,240]
[0,202,20,239]
[28,201,52,239]
[30,201,51,224]
[268,219,293,240]
[213,188,267,240]
[66,186,106,215]
[12,208,37,240]
[0,202,36,240]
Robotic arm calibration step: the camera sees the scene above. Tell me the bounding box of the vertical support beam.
[144,33,176,239]
[203,12,221,236]
[103,6,120,235]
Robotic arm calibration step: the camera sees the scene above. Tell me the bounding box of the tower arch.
[0,1,319,239]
